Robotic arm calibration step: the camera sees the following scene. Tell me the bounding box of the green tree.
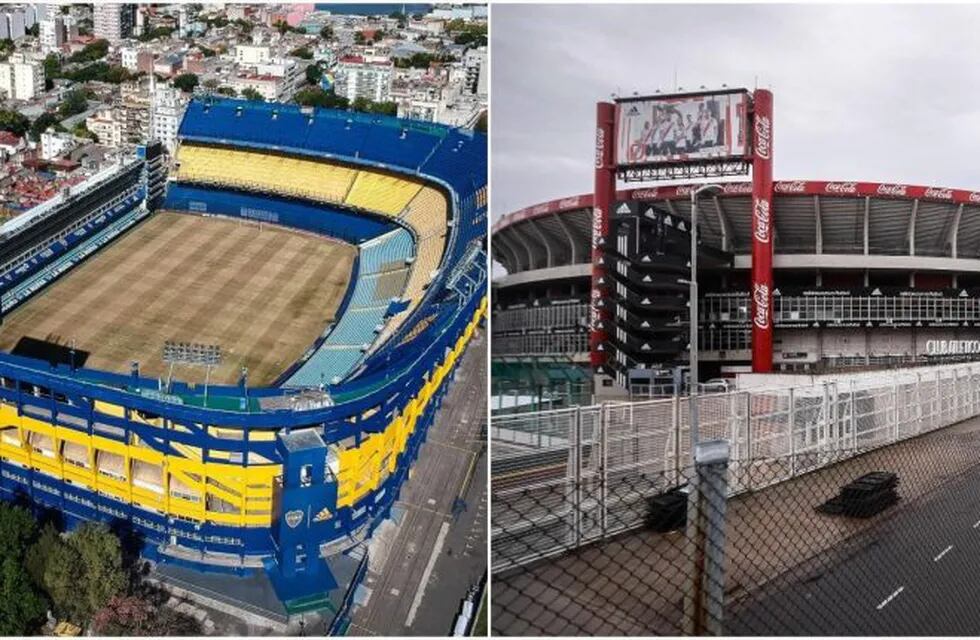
[0,558,48,635]
[291,45,313,60]
[73,523,128,617]
[216,86,237,97]
[68,38,108,63]
[172,73,199,93]
[43,52,61,77]
[104,65,131,83]
[475,111,487,133]
[319,25,333,40]
[353,31,366,45]
[31,116,64,144]
[240,87,265,102]
[294,87,347,109]
[0,505,47,635]
[202,78,219,90]
[305,64,322,85]
[0,503,36,562]
[58,88,89,118]
[43,523,127,624]
[24,522,62,587]
[0,109,30,137]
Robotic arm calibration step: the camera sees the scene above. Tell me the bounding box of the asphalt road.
[730,461,980,635]
[349,330,487,636]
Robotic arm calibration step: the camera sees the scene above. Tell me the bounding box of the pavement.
[349,329,487,636]
[729,450,980,635]
[492,412,980,636]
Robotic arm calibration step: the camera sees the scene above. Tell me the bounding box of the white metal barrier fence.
[491,362,980,572]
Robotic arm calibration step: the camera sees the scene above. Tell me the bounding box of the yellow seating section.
[400,186,447,239]
[175,145,358,205]
[345,171,423,216]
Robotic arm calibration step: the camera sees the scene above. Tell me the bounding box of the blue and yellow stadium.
[0,98,487,611]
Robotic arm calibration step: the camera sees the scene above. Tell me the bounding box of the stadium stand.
[0,99,487,613]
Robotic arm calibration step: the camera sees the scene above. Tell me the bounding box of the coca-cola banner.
[614,90,750,167]
[750,90,775,373]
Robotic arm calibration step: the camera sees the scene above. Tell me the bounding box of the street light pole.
[689,184,722,453]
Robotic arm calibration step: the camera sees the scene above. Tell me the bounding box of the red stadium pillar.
[750,90,774,373]
[591,102,616,373]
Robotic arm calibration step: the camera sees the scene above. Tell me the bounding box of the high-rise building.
[39,14,64,53]
[93,3,135,43]
[335,56,393,103]
[4,8,27,40]
[463,47,487,97]
[150,80,187,155]
[0,53,44,101]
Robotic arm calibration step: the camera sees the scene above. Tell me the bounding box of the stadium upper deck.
[493,180,980,376]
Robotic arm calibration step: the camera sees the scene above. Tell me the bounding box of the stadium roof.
[493,180,980,277]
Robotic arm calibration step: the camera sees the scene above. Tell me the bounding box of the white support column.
[814,195,823,255]
[863,196,871,256]
[528,218,554,269]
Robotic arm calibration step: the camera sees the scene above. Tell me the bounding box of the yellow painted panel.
[94,401,125,418]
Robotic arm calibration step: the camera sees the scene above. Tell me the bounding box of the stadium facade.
[493,180,980,383]
[0,98,487,610]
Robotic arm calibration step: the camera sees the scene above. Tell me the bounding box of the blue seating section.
[0,195,147,313]
[180,100,451,170]
[283,228,415,387]
[358,228,413,274]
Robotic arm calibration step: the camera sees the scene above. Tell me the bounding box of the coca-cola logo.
[924,187,953,200]
[595,127,605,169]
[825,182,858,195]
[754,115,771,160]
[631,188,660,201]
[532,204,550,215]
[558,197,581,209]
[777,181,807,194]
[589,287,601,332]
[877,184,907,197]
[675,185,695,196]
[753,283,770,329]
[723,183,754,195]
[753,198,771,244]
[591,206,602,250]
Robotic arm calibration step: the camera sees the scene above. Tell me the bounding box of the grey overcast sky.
[491,3,980,221]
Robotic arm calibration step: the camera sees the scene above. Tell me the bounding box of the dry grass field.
[0,211,356,386]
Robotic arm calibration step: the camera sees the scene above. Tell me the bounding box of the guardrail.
[491,361,980,572]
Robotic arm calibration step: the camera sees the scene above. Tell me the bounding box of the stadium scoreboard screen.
[614,89,752,169]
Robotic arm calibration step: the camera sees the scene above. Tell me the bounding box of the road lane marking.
[973,519,980,529]
[876,586,904,610]
[934,545,954,562]
[405,521,451,627]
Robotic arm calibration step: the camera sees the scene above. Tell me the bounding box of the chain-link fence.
[491,362,980,635]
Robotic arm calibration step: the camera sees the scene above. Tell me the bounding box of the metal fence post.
[683,439,730,636]
[573,406,582,548]
[892,383,900,442]
[788,387,796,477]
[849,379,857,450]
[600,403,608,539]
[673,394,681,484]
